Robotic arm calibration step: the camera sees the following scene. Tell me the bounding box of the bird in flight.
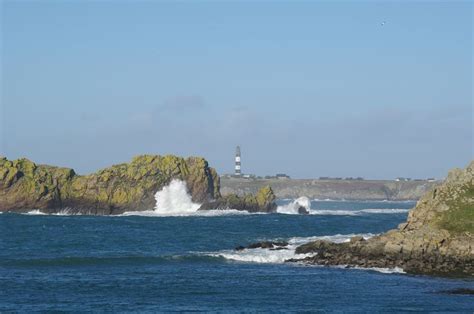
[381,21,386,26]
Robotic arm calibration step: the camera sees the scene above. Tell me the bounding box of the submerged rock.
[290,161,474,277]
[0,155,220,215]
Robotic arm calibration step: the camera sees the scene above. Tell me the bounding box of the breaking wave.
[154,179,201,214]
[276,197,410,215]
[206,233,404,274]
[276,196,311,214]
[122,179,258,217]
[206,233,375,264]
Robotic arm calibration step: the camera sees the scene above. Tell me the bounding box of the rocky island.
[0,155,276,214]
[287,161,474,276]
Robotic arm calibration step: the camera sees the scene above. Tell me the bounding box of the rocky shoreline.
[0,155,276,214]
[236,161,474,277]
[292,161,474,276]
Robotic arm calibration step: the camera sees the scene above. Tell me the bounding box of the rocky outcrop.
[290,161,474,276]
[198,186,277,213]
[0,155,220,215]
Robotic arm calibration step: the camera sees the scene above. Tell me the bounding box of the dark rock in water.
[289,161,474,277]
[199,186,277,213]
[297,206,309,215]
[235,241,289,251]
[441,288,474,295]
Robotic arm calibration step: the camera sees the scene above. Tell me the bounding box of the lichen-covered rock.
[0,155,220,214]
[292,161,474,276]
[198,186,277,213]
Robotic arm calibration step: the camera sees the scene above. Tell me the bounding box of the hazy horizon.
[1,1,472,179]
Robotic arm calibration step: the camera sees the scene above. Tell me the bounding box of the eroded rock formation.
[0,155,220,215]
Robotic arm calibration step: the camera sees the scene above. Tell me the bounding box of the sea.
[1,183,473,312]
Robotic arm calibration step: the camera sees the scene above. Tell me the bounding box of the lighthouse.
[235,146,241,176]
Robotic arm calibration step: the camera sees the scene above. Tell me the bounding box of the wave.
[310,199,416,203]
[153,179,201,215]
[25,210,47,215]
[334,265,406,274]
[23,209,82,216]
[205,233,375,264]
[206,233,404,274]
[308,208,409,216]
[276,197,311,214]
[120,209,256,217]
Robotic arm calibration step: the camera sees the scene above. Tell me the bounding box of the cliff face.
[198,186,277,213]
[294,161,474,276]
[0,155,220,214]
[220,178,437,201]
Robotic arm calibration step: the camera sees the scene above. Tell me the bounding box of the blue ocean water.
[1,200,473,312]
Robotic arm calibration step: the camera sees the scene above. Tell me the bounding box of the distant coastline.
[220,177,439,201]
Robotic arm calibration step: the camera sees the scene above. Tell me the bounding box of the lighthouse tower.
[234,146,241,176]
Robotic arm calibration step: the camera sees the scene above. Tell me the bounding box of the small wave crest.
[309,208,409,216]
[120,209,255,217]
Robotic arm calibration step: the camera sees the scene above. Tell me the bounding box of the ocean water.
[1,199,473,312]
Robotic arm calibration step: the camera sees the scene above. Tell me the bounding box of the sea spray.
[154,179,201,215]
[277,196,311,214]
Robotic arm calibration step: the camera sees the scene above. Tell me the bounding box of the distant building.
[395,177,412,182]
[427,178,436,182]
[276,173,290,179]
[318,176,343,180]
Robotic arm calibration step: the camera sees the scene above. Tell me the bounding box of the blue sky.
[1,1,472,179]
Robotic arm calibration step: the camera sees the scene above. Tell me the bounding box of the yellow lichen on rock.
[0,154,221,214]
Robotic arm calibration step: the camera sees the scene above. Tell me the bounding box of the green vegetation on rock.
[437,183,474,234]
[198,186,277,212]
[292,160,474,276]
[0,155,220,214]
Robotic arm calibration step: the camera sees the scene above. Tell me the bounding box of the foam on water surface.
[207,232,404,274]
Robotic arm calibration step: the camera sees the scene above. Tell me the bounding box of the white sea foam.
[120,209,255,217]
[277,196,312,214]
[208,233,404,274]
[277,197,410,215]
[121,179,263,217]
[207,233,375,264]
[25,210,47,215]
[334,265,406,274]
[154,179,201,214]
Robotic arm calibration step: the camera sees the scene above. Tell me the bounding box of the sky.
[1,1,472,179]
